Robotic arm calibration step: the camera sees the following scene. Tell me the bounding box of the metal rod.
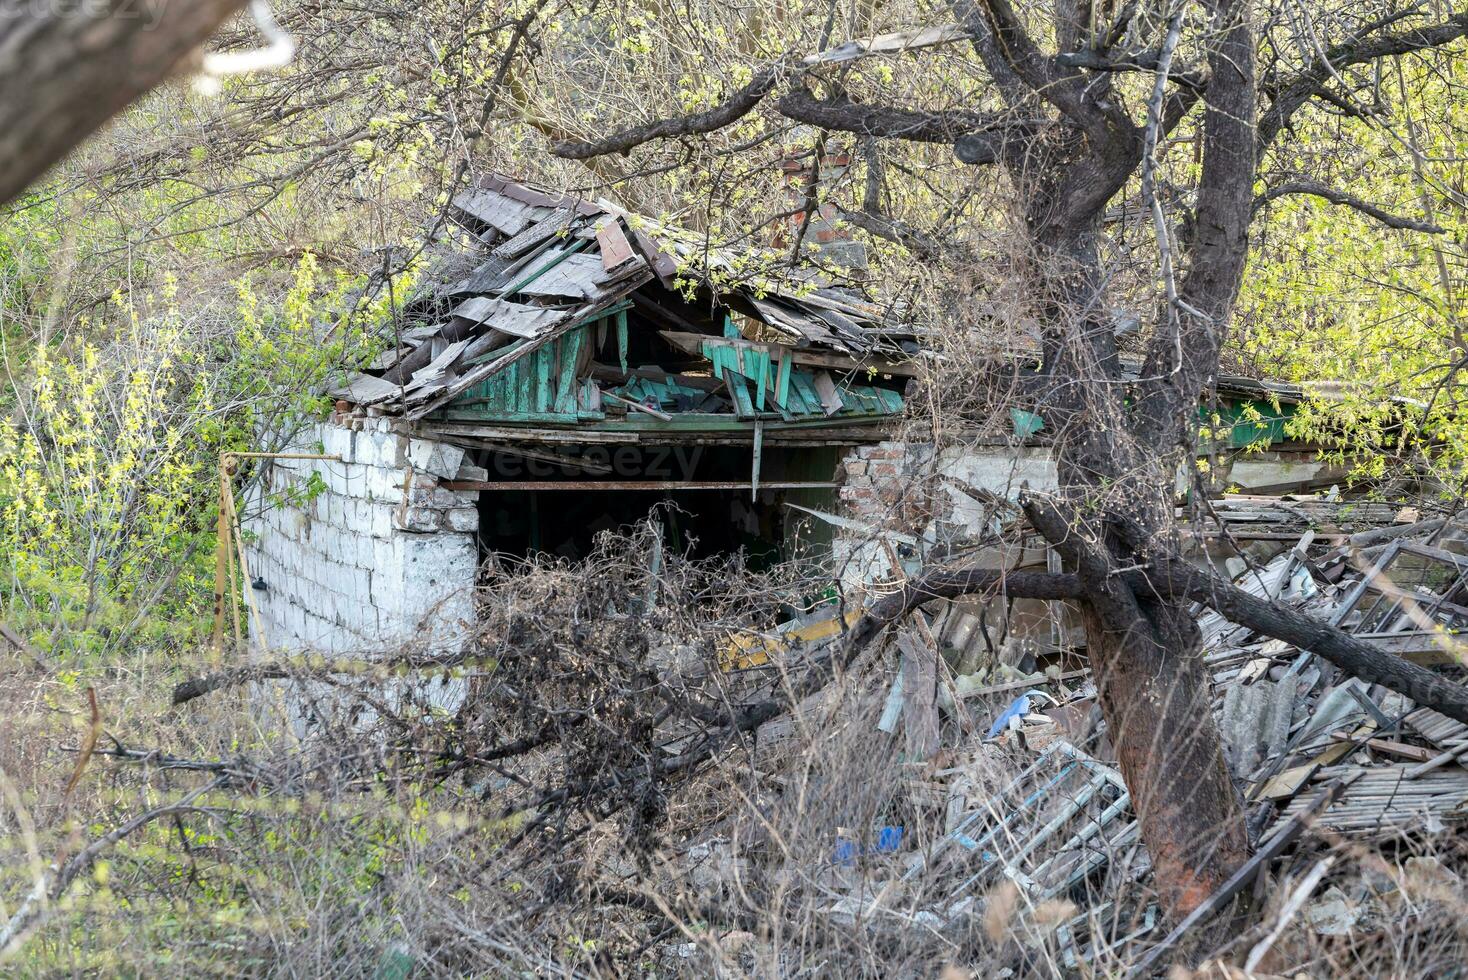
[224,452,343,460]
[441,480,842,491]
[210,462,231,652]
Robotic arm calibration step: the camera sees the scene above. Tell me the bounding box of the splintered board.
[448,324,601,422]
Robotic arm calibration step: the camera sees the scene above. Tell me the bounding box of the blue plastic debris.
[984,690,1056,740]
[874,826,903,854]
[832,826,905,865]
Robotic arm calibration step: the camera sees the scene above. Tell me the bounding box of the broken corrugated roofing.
[332,174,917,430]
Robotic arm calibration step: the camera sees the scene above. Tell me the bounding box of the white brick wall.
[831,441,1059,591]
[243,419,480,655]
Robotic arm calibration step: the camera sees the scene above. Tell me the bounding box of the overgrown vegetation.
[4,0,1468,975]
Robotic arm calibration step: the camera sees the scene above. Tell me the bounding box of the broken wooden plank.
[491,206,573,259]
[813,370,844,416]
[596,217,636,270]
[451,187,538,236]
[331,372,404,405]
[1405,738,1468,779]
[896,630,940,761]
[449,296,569,339]
[721,367,758,420]
[1329,733,1433,763]
[603,390,674,422]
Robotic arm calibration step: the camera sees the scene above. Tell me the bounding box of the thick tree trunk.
[1084,592,1250,912]
[0,0,249,206]
[1018,165,1252,914]
[1029,473,1251,917]
[1008,0,1261,921]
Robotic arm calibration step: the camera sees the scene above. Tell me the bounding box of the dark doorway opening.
[472,443,846,568]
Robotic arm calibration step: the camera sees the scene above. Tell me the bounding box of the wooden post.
[210,451,339,654]
[210,457,232,653]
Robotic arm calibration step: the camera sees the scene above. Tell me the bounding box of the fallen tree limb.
[171,651,490,706]
[836,560,1468,726]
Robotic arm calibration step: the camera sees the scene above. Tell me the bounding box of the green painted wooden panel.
[616,309,629,373]
[1201,399,1297,448]
[789,372,822,414]
[722,367,757,419]
[554,330,581,414]
[446,324,904,427]
[774,351,792,410]
[449,323,601,422]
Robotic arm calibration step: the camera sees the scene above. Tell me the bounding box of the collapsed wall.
[834,439,1059,583]
[833,439,1075,670]
[244,418,483,655]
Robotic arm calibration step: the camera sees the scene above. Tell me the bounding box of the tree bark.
[0,0,249,206]
[1025,492,1250,915]
[843,559,1468,728]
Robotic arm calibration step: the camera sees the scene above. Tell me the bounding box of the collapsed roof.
[331,174,920,444]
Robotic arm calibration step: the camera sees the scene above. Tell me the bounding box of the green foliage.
[1239,55,1466,494]
[0,256,414,660]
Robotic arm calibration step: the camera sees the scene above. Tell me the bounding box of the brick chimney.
[778,139,867,270]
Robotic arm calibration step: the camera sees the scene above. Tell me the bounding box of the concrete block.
[315,463,349,498]
[319,423,356,463]
[368,501,396,538]
[358,431,408,469]
[365,464,414,500]
[408,487,479,509]
[444,508,479,533]
[324,492,344,527]
[399,541,475,607]
[407,438,465,480]
[373,603,413,641]
[393,507,442,533]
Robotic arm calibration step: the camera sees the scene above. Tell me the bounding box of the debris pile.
[675,511,1468,971]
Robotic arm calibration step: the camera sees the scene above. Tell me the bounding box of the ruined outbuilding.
[245,174,916,653]
[244,175,1367,657]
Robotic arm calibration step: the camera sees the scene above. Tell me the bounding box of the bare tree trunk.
[1094,607,1248,908]
[0,0,248,206]
[1022,420,1251,915]
[1015,123,1254,907]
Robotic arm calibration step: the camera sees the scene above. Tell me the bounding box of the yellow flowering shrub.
[0,256,414,659]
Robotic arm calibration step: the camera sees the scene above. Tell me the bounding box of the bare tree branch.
[550,62,788,159]
[836,558,1468,726]
[839,207,946,261]
[776,87,1016,143]
[1254,180,1446,233]
[1056,47,1207,90]
[0,778,226,954]
[953,0,1124,140]
[0,0,252,207]
[1260,10,1468,150]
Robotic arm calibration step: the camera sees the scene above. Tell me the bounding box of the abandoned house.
[242,174,1371,659]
